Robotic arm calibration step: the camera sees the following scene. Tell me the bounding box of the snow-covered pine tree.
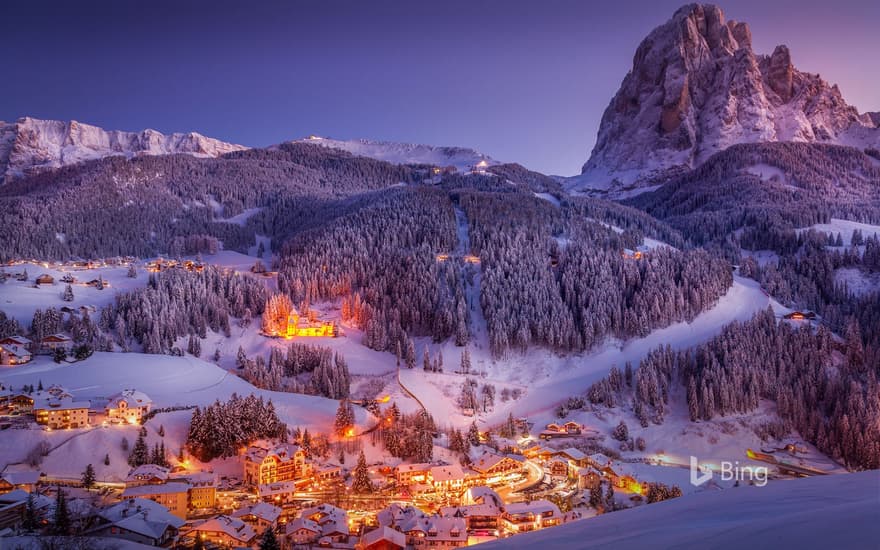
[351,450,373,493]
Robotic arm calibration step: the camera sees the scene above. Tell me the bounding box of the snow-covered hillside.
[293,136,498,172]
[796,218,880,245]
[482,471,880,549]
[0,262,149,325]
[0,353,368,430]
[0,117,246,184]
[0,353,372,481]
[401,274,780,431]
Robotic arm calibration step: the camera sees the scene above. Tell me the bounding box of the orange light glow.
[625,478,643,494]
[345,428,355,438]
[378,395,391,403]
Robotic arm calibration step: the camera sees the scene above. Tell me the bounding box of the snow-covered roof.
[98,498,184,540]
[1,470,40,486]
[0,344,31,358]
[126,464,170,483]
[41,333,71,342]
[302,503,349,536]
[395,462,433,473]
[440,500,502,519]
[232,502,282,524]
[190,515,255,543]
[245,442,302,464]
[170,471,216,486]
[122,481,189,498]
[0,489,30,505]
[504,499,561,517]
[430,464,468,482]
[377,503,422,527]
[286,517,320,535]
[257,481,296,497]
[360,525,406,548]
[0,335,32,346]
[107,388,153,409]
[33,395,90,411]
[589,453,611,465]
[556,448,587,461]
[401,516,466,541]
[462,486,503,507]
[472,452,524,473]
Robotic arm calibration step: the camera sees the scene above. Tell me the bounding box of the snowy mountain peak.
[293,136,498,172]
[574,3,879,194]
[0,117,248,184]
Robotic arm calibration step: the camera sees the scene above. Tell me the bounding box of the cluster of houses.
[0,385,152,430]
[539,421,585,440]
[145,258,205,273]
[122,464,218,520]
[0,436,589,548]
[394,451,526,495]
[0,334,77,366]
[524,444,648,496]
[2,257,136,270]
[243,442,342,498]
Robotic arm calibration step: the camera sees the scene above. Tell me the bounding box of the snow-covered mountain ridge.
[292,136,498,172]
[573,3,879,194]
[0,117,247,184]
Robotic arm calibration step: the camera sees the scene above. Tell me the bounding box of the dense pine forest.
[460,190,731,355]
[1,139,878,475]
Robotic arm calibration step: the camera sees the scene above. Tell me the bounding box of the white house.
[106,389,153,424]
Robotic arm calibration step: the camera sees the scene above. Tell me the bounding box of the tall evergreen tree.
[259,526,281,550]
[51,486,71,535]
[129,431,149,467]
[351,451,373,494]
[81,463,96,491]
[23,493,39,532]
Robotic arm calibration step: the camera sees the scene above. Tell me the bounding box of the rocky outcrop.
[576,3,879,193]
[0,117,247,184]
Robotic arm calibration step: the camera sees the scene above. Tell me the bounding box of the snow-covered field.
[481,471,880,550]
[0,262,148,325]
[294,137,498,172]
[745,163,787,184]
[797,218,880,245]
[835,267,880,297]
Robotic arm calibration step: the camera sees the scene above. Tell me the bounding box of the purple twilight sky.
[2,0,878,175]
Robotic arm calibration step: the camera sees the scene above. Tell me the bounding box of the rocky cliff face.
[0,117,247,184]
[576,3,878,193]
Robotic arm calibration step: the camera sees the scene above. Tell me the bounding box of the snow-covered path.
[453,206,490,359]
